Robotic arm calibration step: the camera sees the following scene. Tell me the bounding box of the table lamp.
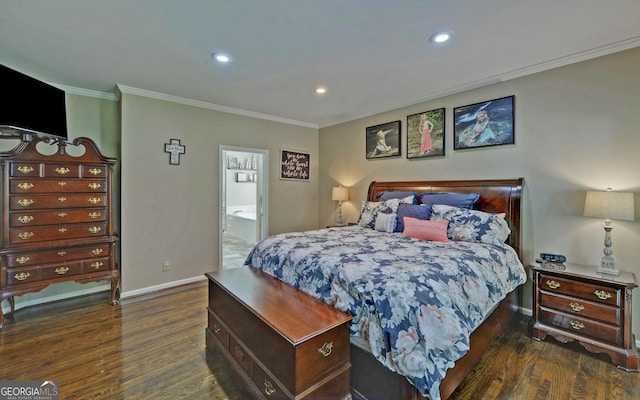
[332,186,349,226]
[583,189,635,276]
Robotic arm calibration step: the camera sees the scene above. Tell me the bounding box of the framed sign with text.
[280,149,310,181]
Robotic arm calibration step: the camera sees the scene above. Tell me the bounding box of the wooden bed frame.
[350,178,525,400]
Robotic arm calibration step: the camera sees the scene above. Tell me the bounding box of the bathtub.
[226,205,258,243]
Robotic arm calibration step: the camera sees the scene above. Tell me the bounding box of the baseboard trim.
[120,275,208,299]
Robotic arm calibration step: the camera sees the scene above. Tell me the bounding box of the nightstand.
[530,262,638,371]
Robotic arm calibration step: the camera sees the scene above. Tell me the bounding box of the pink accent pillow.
[402,217,449,242]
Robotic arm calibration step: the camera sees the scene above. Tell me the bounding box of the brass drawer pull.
[89,226,102,234]
[58,181,67,187]
[569,302,585,312]
[16,256,31,264]
[58,228,68,233]
[570,320,585,330]
[264,379,276,396]
[58,196,67,202]
[213,323,221,334]
[233,345,244,360]
[594,290,612,300]
[88,212,102,219]
[89,198,101,205]
[18,215,34,224]
[89,168,102,175]
[58,212,67,218]
[17,165,34,174]
[90,262,104,269]
[18,182,34,190]
[317,341,334,357]
[55,167,70,175]
[17,199,34,207]
[58,251,67,256]
[55,266,70,275]
[91,248,104,255]
[18,232,34,240]
[545,280,561,289]
[88,183,102,190]
[15,272,31,281]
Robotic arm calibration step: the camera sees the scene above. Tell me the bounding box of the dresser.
[0,136,119,328]
[205,267,352,399]
[530,262,638,371]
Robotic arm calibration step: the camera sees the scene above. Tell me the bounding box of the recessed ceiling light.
[429,31,453,44]
[211,52,232,63]
[315,87,327,94]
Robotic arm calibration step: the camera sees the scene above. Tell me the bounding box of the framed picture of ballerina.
[366,120,401,159]
[407,108,445,159]
[453,95,515,150]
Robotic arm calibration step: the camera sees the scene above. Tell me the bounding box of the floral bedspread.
[245,226,526,400]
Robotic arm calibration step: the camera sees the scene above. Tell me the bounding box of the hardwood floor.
[1,281,638,399]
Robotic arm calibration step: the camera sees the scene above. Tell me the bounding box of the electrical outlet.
[162,261,171,272]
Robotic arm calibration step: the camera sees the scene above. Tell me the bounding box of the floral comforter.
[245,226,526,400]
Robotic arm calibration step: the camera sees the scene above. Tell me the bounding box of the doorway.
[219,145,268,269]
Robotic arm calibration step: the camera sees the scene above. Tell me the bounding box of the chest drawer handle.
[570,320,585,330]
[213,323,221,334]
[89,226,102,234]
[15,272,31,281]
[569,302,585,312]
[92,248,104,255]
[17,166,34,174]
[89,212,102,219]
[18,182,34,190]
[545,280,561,289]
[88,183,102,190]
[317,341,334,357]
[594,290,612,300]
[264,379,276,396]
[89,168,102,175]
[58,251,67,256]
[55,167,70,175]
[58,181,67,187]
[55,266,70,275]
[17,199,34,207]
[16,256,31,264]
[18,215,34,224]
[91,262,104,269]
[18,232,34,240]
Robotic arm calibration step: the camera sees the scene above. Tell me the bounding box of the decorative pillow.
[419,192,480,209]
[357,198,402,229]
[431,204,511,245]
[374,213,397,233]
[402,217,449,242]
[395,204,432,232]
[376,190,419,204]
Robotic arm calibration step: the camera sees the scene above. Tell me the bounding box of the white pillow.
[374,213,397,233]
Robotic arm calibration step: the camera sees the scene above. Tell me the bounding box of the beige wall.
[319,47,640,336]
[119,93,318,293]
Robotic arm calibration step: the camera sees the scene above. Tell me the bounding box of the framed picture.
[280,149,310,181]
[366,120,401,159]
[454,95,515,150]
[236,172,248,182]
[407,108,445,159]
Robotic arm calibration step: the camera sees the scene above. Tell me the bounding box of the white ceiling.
[1,1,639,128]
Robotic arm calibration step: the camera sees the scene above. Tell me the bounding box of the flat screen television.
[0,64,68,139]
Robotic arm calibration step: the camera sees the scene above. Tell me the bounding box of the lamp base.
[597,266,620,276]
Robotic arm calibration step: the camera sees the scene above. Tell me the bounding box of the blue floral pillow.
[357,198,403,229]
[430,204,511,245]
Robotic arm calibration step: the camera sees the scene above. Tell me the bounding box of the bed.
[245,178,526,400]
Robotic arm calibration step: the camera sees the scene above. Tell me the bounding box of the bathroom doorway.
[219,146,268,269]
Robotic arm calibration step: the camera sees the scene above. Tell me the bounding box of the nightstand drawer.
[539,275,620,306]
[540,292,620,325]
[539,307,622,345]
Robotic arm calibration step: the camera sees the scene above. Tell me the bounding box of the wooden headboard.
[367,178,524,258]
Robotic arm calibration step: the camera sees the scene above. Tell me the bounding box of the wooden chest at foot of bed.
[205,267,352,400]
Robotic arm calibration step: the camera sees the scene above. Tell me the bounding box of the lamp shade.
[584,190,635,221]
[332,186,349,201]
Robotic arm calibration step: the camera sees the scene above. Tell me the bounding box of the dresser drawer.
[83,257,111,273]
[207,308,229,348]
[540,292,620,325]
[9,222,108,244]
[81,164,108,178]
[40,261,83,280]
[43,164,80,178]
[9,194,107,210]
[10,208,107,227]
[229,336,253,376]
[6,267,40,286]
[6,244,112,267]
[539,274,620,306]
[539,307,622,345]
[10,179,107,193]
[9,162,41,177]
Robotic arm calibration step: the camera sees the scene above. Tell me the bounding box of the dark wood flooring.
[0,281,638,399]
